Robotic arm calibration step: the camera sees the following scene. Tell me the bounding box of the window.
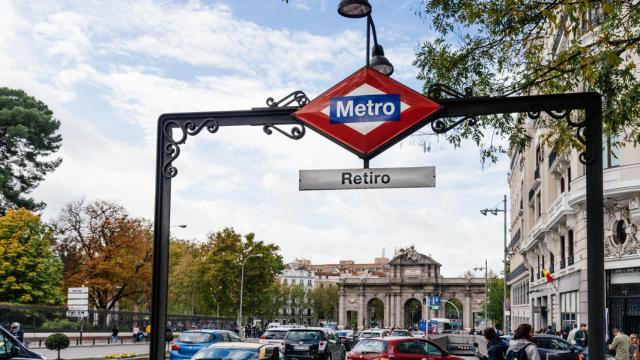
[291,279,296,285]
[603,135,621,168]
[560,236,566,269]
[537,256,541,279]
[560,177,565,193]
[536,192,542,218]
[550,252,555,273]
[613,220,627,245]
[568,230,574,264]
[421,341,443,356]
[229,332,241,342]
[567,167,572,191]
[307,279,312,286]
[397,341,425,354]
[0,332,20,359]
[283,279,288,285]
[560,291,578,331]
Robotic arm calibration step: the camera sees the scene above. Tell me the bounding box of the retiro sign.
[299,166,435,190]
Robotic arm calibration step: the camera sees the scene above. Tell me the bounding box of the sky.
[1,0,510,277]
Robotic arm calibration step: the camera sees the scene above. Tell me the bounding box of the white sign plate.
[68,305,89,311]
[66,310,88,318]
[68,287,89,294]
[68,299,89,305]
[299,166,435,190]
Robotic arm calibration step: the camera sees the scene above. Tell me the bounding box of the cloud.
[4,0,510,277]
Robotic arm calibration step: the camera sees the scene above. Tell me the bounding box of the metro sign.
[294,67,441,160]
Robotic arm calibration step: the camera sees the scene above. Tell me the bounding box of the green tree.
[415,1,640,162]
[0,208,64,305]
[480,277,505,330]
[289,284,310,323]
[196,228,285,318]
[0,88,62,213]
[310,285,339,323]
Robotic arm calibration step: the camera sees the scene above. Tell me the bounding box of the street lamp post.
[474,260,488,329]
[480,194,508,332]
[238,253,263,337]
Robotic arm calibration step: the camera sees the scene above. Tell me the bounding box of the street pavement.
[35,343,151,359]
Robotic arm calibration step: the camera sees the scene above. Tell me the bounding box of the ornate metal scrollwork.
[266,90,310,108]
[430,116,478,134]
[427,83,473,100]
[526,103,594,165]
[263,123,306,140]
[162,118,219,178]
[261,91,308,140]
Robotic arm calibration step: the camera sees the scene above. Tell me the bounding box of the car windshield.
[285,331,322,342]
[192,348,259,360]
[359,332,379,338]
[336,331,349,337]
[179,332,214,343]
[263,331,287,339]
[352,340,386,354]
[391,330,408,336]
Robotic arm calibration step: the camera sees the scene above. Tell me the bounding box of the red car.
[346,337,464,360]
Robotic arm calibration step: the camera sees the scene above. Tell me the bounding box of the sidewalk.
[37,343,151,359]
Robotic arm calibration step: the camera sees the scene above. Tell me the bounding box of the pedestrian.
[567,324,578,345]
[505,323,540,360]
[575,323,589,348]
[133,325,140,343]
[609,328,630,360]
[111,325,119,343]
[629,333,638,360]
[10,322,24,344]
[145,323,151,341]
[483,327,508,360]
[545,325,554,335]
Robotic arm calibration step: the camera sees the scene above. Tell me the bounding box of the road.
[35,343,151,359]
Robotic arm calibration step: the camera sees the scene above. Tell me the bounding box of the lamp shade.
[370,44,394,76]
[337,0,372,18]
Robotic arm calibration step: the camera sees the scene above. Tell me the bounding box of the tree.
[310,285,339,323]
[194,228,285,318]
[0,88,62,213]
[45,333,69,360]
[480,276,505,330]
[0,208,64,305]
[53,200,153,317]
[414,1,640,162]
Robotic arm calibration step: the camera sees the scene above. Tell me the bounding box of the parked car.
[412,331,426,338]
[282,327,345,360]
[357,329,390,341]
[347,337,464,360]
[260,328,289,346]
[169,329,241,360]
[192,342,281,360]
[268,323,282,329]
[498,335,613,360]
[0,325,46,360]
[335,330,357,351]
[390,329,410,337]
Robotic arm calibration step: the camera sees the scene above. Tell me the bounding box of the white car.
[412,330,426,338]
[267,322,281,329]
[258,327,289,345]
[357,329,390,340]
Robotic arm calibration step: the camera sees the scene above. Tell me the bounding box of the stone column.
[359,291,365,330]
[396,295,402,328]
[384,293,391,328]
[338,289,346,327]
[464,291,472,330]
[389,293,396,327]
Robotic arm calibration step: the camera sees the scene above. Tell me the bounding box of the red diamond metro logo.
[293,67,441,160]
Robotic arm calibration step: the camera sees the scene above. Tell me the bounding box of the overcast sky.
[1,0,510,277]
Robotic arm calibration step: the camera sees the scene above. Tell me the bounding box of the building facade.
[507,127,640,334]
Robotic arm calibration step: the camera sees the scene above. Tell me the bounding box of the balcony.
[549,148,570,177]
[506,264,527,283]
[547,192,573,228]
[509,229,521,249]
[525,213,548,249]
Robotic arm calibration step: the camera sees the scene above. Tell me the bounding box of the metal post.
[366,16,371,66]
[150,121,172,360]
[484,259,488,328]
[238,259,245,336]
[585,99,605,360]
[503,194,508,333]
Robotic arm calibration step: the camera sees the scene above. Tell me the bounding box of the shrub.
[45,333,69,360]
[41,319,79,331]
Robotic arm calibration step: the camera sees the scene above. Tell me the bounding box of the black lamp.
[337,0,372,18]
[370,44,394,76]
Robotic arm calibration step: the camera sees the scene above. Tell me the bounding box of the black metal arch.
[151,88,604,359]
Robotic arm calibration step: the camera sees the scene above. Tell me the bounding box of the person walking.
[545,325,555,335]
[506,323,540,360]
[575,323,589,348]
[111,325,119,343]
[10,322,24,344]
[483,327,508,360]
[567,324,578,345]
[132,325,141,343]
[629,333,638,360]
[609,328,630,360]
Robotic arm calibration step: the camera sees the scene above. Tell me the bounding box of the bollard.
[93,339,95,346]
[76,339,79,346]
[39,340,42,347]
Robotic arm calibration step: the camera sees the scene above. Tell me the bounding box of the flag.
[543,269,553,283]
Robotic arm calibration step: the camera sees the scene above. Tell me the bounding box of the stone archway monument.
[338,247,485,330]
[150,17,605,360]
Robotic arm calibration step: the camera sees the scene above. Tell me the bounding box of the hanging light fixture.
[337,0,372,18]
[370,44,394,76]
